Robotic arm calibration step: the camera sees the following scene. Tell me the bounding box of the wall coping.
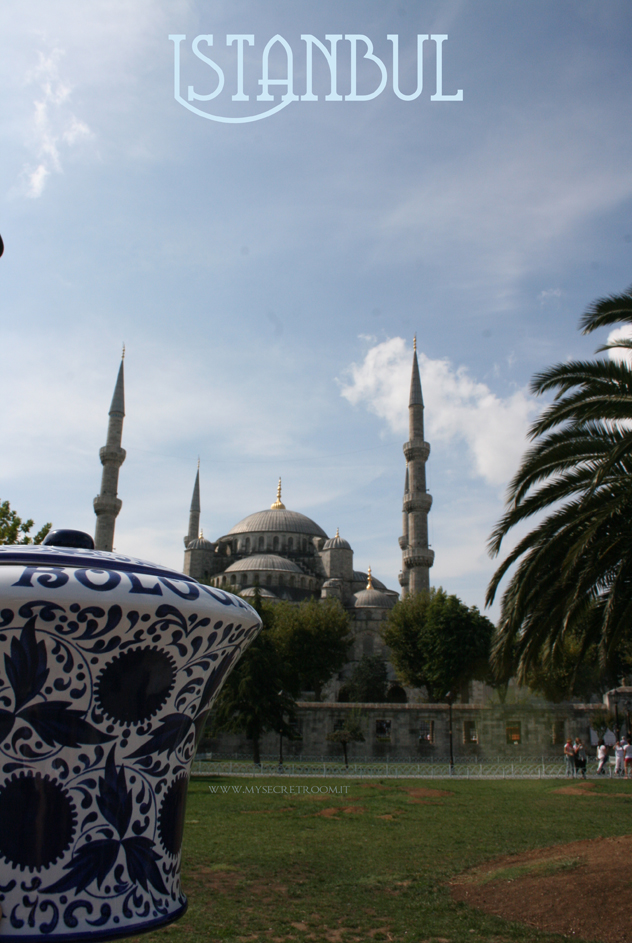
[296,701,603,713]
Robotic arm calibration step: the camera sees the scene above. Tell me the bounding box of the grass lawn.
[129,776,632,943]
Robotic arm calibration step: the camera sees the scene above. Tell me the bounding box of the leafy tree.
[326,710,365,767]
[0,500,51,545]
[211,587,299,764]
[271,598,352,701]
[382,588,494,702]
[487,285,632,684]
[524,633,621,703]
[338,655,389,703]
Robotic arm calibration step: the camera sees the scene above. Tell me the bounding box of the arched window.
[258,536,264,550]
[266,575,272,586]
[289,576,294,587]
[273,536,279,551]
[288,537,293,551]
[245,537,250,552]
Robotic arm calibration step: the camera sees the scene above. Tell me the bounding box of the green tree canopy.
[487,285,632,684]
[211,588,299,764]
[523,632,626,703]
[338,655,389,703]
[383,588,494,702]
[0,500,51,545]
[271,598,352,701]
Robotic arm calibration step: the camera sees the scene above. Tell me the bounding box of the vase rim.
[0,544,197,582]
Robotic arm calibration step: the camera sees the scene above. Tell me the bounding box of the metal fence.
[191,754,625,779]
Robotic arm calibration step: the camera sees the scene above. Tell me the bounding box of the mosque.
[92,343,434,700]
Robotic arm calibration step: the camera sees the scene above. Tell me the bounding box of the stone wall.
[204,701,606,760]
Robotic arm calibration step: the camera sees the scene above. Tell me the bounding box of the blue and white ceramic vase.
[0,542,262,941]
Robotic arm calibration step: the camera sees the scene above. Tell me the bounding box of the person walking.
[624,740,632,779]
[564,738,575,777]
[614,740,625,777]
[596,740,608,775]
[574,738,587,779]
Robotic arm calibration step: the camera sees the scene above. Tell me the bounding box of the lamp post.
[445,690,455,773]
[624,699,632,742]
[611,690,621,741]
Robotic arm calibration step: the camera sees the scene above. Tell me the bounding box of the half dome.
[224,554,303,574]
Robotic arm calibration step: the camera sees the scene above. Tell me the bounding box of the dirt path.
[450,831,632,942]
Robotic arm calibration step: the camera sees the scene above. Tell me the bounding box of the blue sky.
[1,1,631,616]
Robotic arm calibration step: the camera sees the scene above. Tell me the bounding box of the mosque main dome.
[221,479,328,543]
[226,508,327,539]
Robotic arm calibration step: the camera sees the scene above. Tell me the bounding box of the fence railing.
[190,755,625,779]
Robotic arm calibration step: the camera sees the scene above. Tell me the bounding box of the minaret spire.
[184,462,201,547]
[399,339,434,596]
[94,353,127,551]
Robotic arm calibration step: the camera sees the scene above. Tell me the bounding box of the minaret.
[399,337,434,596]
[398,464,410,594]
[94,350,126,551]
[184,460,201,547]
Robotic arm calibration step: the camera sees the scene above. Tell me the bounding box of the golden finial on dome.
[413,334,417,352]
[335,527,340,538]
[200,528,204,539]
[367,566,374,590]
[271,477,286,510]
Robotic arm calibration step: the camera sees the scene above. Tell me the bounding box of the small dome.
[354,588,396,609]
[240,586,277,599]
[322,578,342,588]
[224,554,303,574]
[225,508,327,539]
[186,536,214,551]
[323,528,351,551]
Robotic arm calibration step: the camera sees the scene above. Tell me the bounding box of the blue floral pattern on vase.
[0,551,261,941]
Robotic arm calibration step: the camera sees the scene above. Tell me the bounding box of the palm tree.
[487,285,632,685]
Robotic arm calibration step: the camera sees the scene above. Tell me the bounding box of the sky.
[0,0,631,617]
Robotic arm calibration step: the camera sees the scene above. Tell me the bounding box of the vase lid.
[0,530,197,582]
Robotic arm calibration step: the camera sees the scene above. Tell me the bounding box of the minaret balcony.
[398,570,409,587]
[403,441,430,462]
[398,535,408,550]
[93,494,122,516]
[403,493,433,514]
[99,445,127,466]
[403,547,435,569]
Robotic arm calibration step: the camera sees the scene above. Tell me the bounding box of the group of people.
[565,737,632,777]
[564,738,588,778]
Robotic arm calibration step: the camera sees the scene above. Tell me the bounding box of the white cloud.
[340,337,537,486]
[19,48,93,198]
[606,326,632,367]
[538,288,562,305]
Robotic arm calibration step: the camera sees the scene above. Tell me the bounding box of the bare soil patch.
[450,834,632,942]
[403,787,454,800]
